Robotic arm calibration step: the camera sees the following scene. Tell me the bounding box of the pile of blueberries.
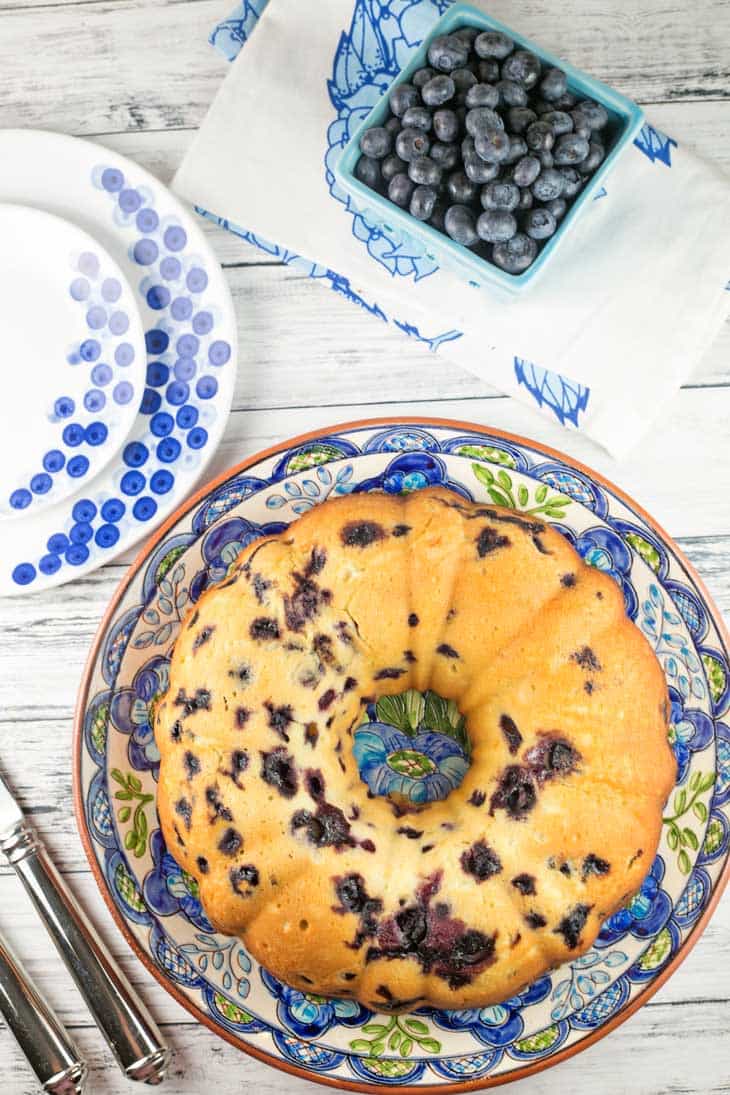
[354,25,614,275]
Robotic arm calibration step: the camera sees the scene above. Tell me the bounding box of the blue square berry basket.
[334,2,644,295]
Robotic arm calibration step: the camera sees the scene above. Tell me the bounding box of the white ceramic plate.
[0,130,237,597]
[0,203,145,520]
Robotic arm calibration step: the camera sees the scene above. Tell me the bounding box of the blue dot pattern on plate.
[9,160,233,587]
[8,236,142,516]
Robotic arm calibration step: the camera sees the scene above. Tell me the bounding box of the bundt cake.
[155,486,676,1012]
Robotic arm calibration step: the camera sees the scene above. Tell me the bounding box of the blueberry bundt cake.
[155,487,675,1011]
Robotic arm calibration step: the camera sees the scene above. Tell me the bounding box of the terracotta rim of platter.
[73,415,730,1093]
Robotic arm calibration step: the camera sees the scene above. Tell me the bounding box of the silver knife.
[0,764,171,1085]
[0,928,87,1093]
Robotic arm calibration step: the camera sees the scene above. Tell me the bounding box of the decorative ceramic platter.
[74,418,730,1092]
[0,204,146,520]
[0,130,236,596]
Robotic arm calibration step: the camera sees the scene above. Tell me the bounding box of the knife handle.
[2,818,170,1085]
[0,929,87,1094]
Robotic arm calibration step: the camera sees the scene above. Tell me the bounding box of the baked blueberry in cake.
[155,487,675,1011]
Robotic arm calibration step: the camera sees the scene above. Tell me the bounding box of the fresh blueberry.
[545,197,568,219]
[395,126,431,162]
[541,110,574,136]
[481,179,520,211]
[558,167,583,197]
[475,128,511,163]
[433,108,460,142]
[492,232,538,273]
[384,116,402,137]
[578,140,605,173]
[463,139,500,183]
[517,187,534,211]
[444,204,479,246]
[539,149,554,168]
[526,120,555,152]
[413,66,436,90]
[572,99,609,131]
[465,82,499,110]
[540,67,568,102]
[532,166,565,201]
[507,107,537,134]
[389,83,420,118]
[495,79,528,107]
[532,98,554,116]
[505,134,528,163]
[477,209,518,243]
[511,154,541,187]
[451,66,478,94]
[475,58,500,83]
[466,106,503,136]
[402,105,432,132]
[554,133,590,165]
[501,50,541,89]
[359,126,393,159]
[387,173,415,208]
[447,170,477,204]
[525,206,557,240]
[408,155,442,186]
[474,30,514,60]
[429,199,447,232]
[382,153,407,182]
[451,25,479,48]
[430,141,460,170]
[410,184,439,221]
[421,74,456,107]
[428,34,469,73]
[552,91,577,111]
[355,155,382,190]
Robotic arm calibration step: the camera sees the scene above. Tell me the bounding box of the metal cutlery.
[0,764,171,1085]
[0,928,87,1094]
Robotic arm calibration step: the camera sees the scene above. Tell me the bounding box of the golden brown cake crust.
[155,487,676,1011]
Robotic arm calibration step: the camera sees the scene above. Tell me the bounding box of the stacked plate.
[0,130,237,597]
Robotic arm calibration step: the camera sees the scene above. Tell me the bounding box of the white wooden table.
[1,2,729,1091]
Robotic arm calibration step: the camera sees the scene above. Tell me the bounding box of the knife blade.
[0,764,170,1085]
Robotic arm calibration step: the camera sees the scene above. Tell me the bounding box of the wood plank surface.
[0,0,728,1091]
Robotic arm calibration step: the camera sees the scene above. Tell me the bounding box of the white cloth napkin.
[174,0,730,457]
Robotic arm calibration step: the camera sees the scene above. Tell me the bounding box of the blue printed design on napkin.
[205,1,592,431]
[324,1,451,282]
[514,358,591,427]
[634,124,677,167]
[210,0,270,62]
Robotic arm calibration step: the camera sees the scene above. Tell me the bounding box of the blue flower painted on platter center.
[109,655,168,773]
[667,685,714,785]
[597,856,672,945]
[144,829,214,932]
[261,969,372,1039]
[354,724,468,804]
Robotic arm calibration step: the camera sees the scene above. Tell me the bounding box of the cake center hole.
[353,689,471,806]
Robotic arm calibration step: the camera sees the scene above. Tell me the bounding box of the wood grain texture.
[0,0,729,141]
[1,0,729,1091]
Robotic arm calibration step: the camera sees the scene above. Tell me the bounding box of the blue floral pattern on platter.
[3,133,235,595]
[78,420,730,1089]
[354,724,469,804]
